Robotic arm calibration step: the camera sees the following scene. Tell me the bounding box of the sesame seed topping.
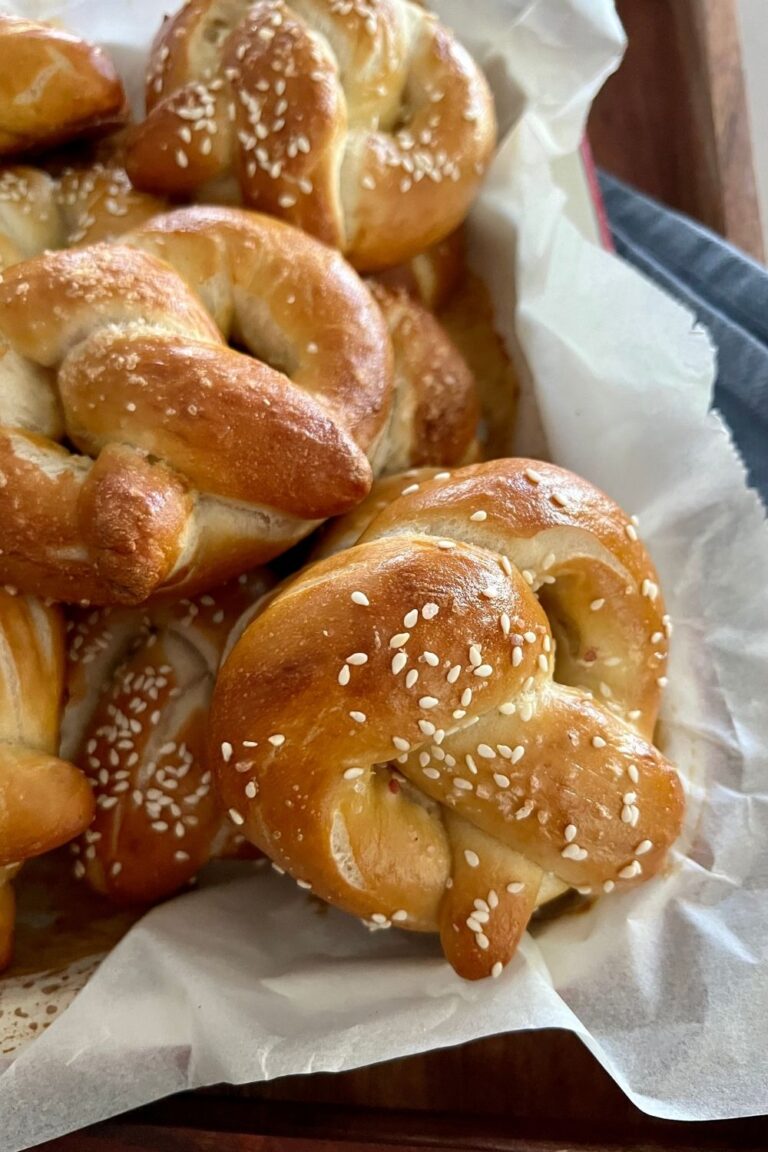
[470,510,487,522]
[339,665,351,685]
[628,764,639,784]
[477,744,495,759]
[344,767,364,780]
[515,800,534,820]
[590,599,605,611]
[351,591,370,606]
[401,484,420,496]
[491,961,503,978]
[437,540,454,549]
[392,652,408,674]
[245,781,258,799]
[422,602,439,619]
[625,524,638,541]
[657,676,669,688]
[347,652,368,665]
[500,614,511,635]
[538,654,549,672]
[404,609,419,628]
[464,849,480,868]
[423,767,440,780]
[454,778,473,791]
[422,651,439,667]
[592,735,607,748]
[419,696,439,710]
[221,741,233,763]
[371,912,389,925]
[628,709,642,720]
[619,860,642,879]
[229,809,244,825]
[603,880,615,893]
[418,719,436,736]
[474,664,493,677]
[350,711,366,723]
[493,773,510,788]
[268,734,286,747]
[499,702,516,715]
[635,840,653,855]
[561,843,588,861]
[500,556,513,576]
[461,688,473,707]
[511,745,525,763]
[393,737,410,752]
[390,633,410,648]
[641,579,659,602]
[564,824,578,842]
[405,669,419,688]
[476,933,490,950]
[651,631,664,644]
[465,754,478,774]
[524,468,542,484]
[512,646,523,667]
[392,909,408,921]
[447,665,461,683]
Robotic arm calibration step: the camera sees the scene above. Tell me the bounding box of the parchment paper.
[1,0,767,1146]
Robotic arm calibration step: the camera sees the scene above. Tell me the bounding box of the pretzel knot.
[0,206,391,605]
[210,460,685,980]
[125,0,496,270]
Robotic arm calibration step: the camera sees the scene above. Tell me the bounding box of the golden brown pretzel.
[0,206,392,604]
[209,460,684,980]
[61,571,271,905]
[125,0,496,269]
[0,162,168,272]
[0,588,94,969]
[0,16,127,159]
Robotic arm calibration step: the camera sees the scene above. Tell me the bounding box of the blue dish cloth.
[598,171,768,505]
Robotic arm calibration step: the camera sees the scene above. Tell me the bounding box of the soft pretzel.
[0,206,393,604]
[0,587,94,970]
[125,0,496,270]
[61,571,271,904]
[209,460,684,980]
[373,228,466,312]
[0,16,127,159]
[0,162,168,272]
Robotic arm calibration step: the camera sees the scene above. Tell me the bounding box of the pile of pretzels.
[0,2,683,982]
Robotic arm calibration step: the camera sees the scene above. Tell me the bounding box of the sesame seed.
[229,809,245,826]
[419,751,431,768]
[463,849,480,869]
[401,484,420,496]
[344,767,364,780]
[512,646,523,667]
[623,791,637,804]
[499,702,516,715]
[628,764,639,784]
[524,468,542,484]
[393,736,410,752]
[454,778,473,791]
[500,556,513,576]
[538,654,549,672]
[477,744,496,759]
[453,710,466,720]
[619,861,642,879]
[651,631,664,644]
[470,510,487,522]
[641,579,659,602]
[392,909,408,921]
[465,754,478,774]
[339,665,351,685]
[466,915,482,932]
[350,711,366,723]
[347,652,368,665]
[422,602,439,619]
[268,734,286,747]
[493,773,510,788]
[564,824,578,842]
[625,524,638,542]
[500,614,511,635]
[405,669,419,688]
[423,767,440,779]
[628,709,642,720]
[419,696,439,709]
[474,664,493,677]
[404,609,419,628]
[592,735,607,748]
[561,843,588,861]
[418,720,436,736]
[636,840,653,855]
[590,599,605,611]
[461,688,473,707]
[221,741,233,763]
[371,912,389,925]
[491,961,503,978]
[657,676,669,688]
[245,780,258,799]
[515,800,534,820]
[476,933,490,950]
[392,652,408,674]
[447,665,461,683]
[437,540,454,549]
[176,149,189,168]
[390,633,410,648]
[603,880,615,893]
[351,591,370,606]
[469,644,482,667]
[511,745,525,763]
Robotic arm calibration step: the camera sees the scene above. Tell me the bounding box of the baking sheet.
[1,0,768,1146]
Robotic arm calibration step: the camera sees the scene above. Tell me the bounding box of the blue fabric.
[598,171,768,504]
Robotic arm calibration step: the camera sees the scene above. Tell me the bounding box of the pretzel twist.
[125,0,496,269]
[210,460,684,980]
[0,206,393,604]
[0,588,94,969]
[62,571,271,904]
[0,16,127,159]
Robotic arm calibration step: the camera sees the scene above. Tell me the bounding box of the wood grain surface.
[589,0,764,261]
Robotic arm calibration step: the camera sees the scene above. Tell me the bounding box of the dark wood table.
[34,5,766,1149]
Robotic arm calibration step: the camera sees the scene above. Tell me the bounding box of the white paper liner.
[1,0,767,1146]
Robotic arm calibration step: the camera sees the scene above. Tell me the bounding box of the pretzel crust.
[210,460,683,979]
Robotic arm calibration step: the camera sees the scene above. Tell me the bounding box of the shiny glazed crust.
[0,16,127,158]
[125,0,496,269]
[209,460,684,980]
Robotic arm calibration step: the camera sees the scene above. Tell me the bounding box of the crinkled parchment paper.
[1,1,767,1146]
